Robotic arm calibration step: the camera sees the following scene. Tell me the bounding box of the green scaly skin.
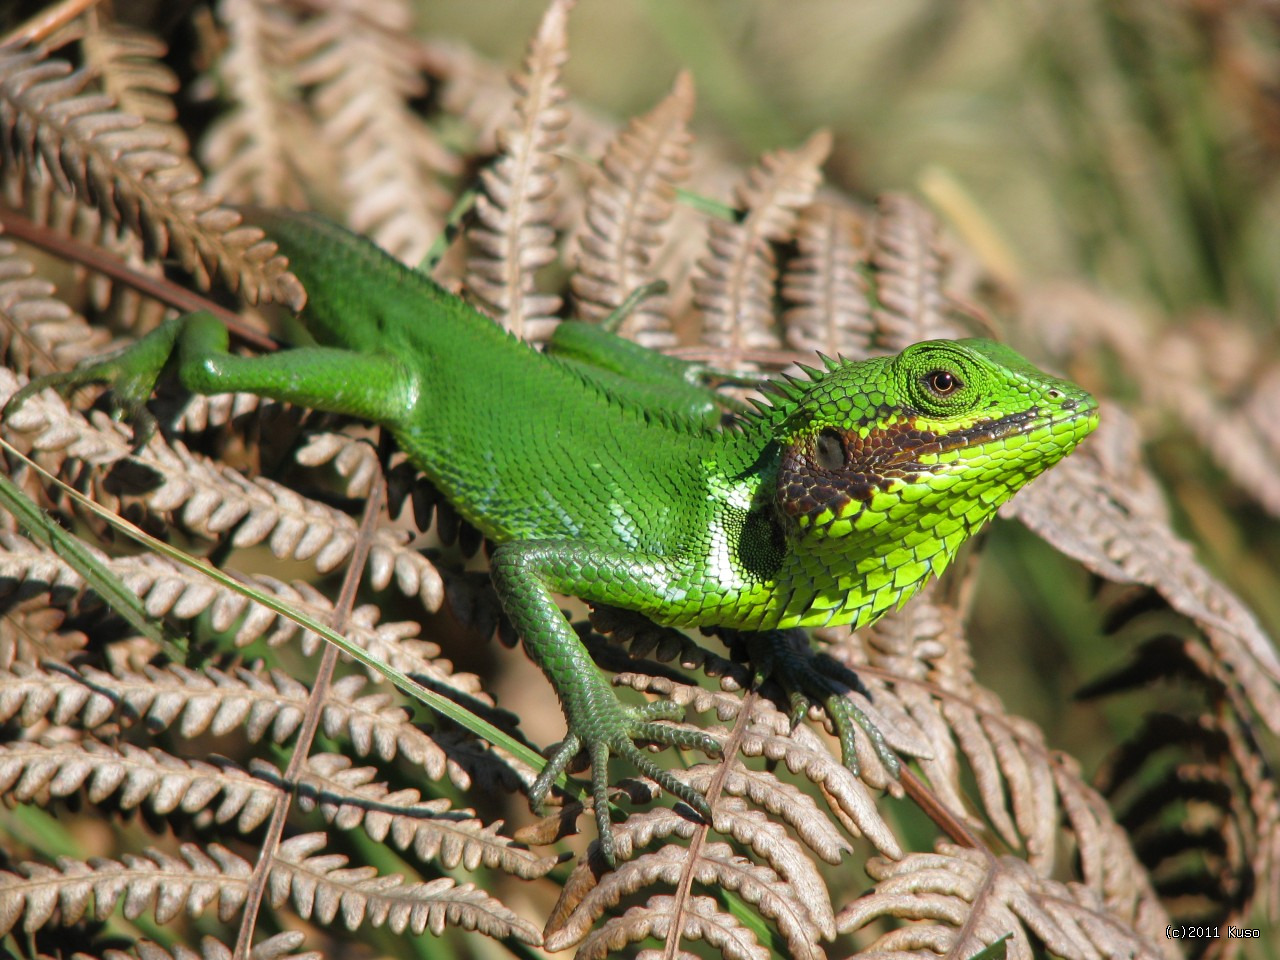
[4,210,1100,866]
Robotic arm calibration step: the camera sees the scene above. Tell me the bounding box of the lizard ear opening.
[814,427,846,471]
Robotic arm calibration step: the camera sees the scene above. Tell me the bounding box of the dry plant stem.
[0,0,102,46]
[661,690,760,958]
[232,468,388,960]
[0,206,276,351]
[898,764,987,851]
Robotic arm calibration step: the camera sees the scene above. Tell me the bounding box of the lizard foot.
[742,630,900,779]
[527,695,722,868]
[3,340,167,448]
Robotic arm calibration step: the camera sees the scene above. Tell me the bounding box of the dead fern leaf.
[0,833,541,944]
[6,173,171,333]
[677,764,852,865]
[694,129,832,361]
[25,931,318,960]
[0,369,444,611]
[201,0,311,208]
[0,840,251,934]
[839,844,1172,960]
[578,895,767,960]
[869,192,964,350]
[1004,408,1280,732]
[79,20,185,151]
[0,235,110,375]
[0,601,87,670]
[464,0,573,340]
[781,200,873,358]
[0,45,303,309]
[293,0,457,263]
[269,832,541,942]
[1080,625,1280,942]
[545,840,825,958]
[611,671,905,857]
[0,739,282,827]
[1024,283,1280,521]
[297,753,556,878]
[0,528,489,718]
[0,661,515,791]
[570,69,695,345]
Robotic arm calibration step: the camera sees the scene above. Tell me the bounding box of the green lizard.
[5,210,1099,865]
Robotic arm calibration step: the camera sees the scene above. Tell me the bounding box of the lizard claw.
[4,349,163,448]
[744,630,900,779]
[526,697,721,868]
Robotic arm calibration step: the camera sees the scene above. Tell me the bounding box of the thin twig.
[0,0,101,47]
[898,764,988,851]
[662,690,757,959]
[232,459,388,960]
[0,206,278,351]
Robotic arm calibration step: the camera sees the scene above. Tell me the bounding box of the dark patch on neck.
[737,506,787,580]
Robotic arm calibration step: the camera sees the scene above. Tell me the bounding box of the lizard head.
[772,338,1098,554]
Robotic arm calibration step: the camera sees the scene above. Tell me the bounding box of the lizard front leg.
[489,540,722,867]
[736,629,900,777]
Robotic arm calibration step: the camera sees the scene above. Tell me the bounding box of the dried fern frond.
[693,129,832,361]
[577,894,765,960]
[6,172,171,333]
[0,369,444,611]
[0,235,110,375]
[0,46,303,309]
[464,0,573,340]
[293,0,457,263]
[0,840,251,934]
[570,70,695,345]
[297,753,555,877]
[1025,282,1280,520]
[839,844,1172,960]
[270,832,541,941]
[78,20,185,151]
[781,200,873,359]
[24,931,318,960]
[831,575,1172,927]
[610,673,904,856]
[1004,409,1280,732]
[0,739,283,826]
[201,0,312,208]
[0,833,542,944]
[1080,613,1280,943]
[0,525,486,715]
[0,601,87,670]
[868,192,965,350]
[0,659,520,791]
[546,840,826,958]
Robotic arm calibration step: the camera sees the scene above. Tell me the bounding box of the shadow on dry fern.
[0,2,1277,959]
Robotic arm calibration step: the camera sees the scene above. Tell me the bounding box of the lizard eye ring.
[814,427,847,471]
[926,370,960,396]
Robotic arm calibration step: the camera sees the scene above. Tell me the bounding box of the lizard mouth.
[919,398,1099,459]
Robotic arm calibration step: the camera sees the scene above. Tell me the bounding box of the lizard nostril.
[1047,389,1063,400]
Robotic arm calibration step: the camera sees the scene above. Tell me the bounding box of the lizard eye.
[925,369,961,396]
[814,428,846,471]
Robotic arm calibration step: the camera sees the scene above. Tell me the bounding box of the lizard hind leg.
[489,539,722,867]
[4,309,421,444]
